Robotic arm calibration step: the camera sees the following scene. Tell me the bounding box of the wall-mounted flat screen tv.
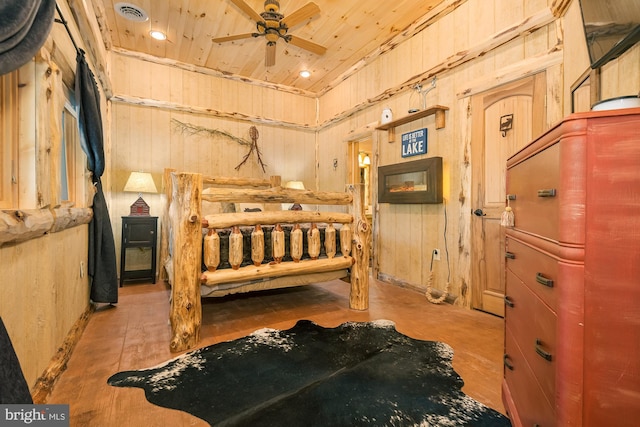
[579,0,640,69]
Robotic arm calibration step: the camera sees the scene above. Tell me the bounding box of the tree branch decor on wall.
[171,119,267,172]
[235,126,266,173]
[172,119,251,146]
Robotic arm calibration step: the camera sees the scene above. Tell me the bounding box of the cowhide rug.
[108,320,511,426]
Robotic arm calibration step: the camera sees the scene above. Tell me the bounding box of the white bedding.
[200,269,348,297]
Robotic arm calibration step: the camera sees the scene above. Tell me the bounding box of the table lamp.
[285,181,305,210]
[124,171,157,216]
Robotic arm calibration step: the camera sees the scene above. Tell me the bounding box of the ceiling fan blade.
[229,0,263,23]
[287,35,327,55]
[212,33,255,43]
[281,2,320,28]
[265,43,276,67]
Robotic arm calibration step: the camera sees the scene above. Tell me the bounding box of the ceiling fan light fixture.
[299,70,311,78]
[265,32,279,42]
[150,30,167,41]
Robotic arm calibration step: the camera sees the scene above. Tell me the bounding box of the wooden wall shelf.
[376,105,449,143]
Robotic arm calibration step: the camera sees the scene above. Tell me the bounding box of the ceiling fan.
[212,0,327,67]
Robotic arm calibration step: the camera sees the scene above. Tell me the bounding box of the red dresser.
[502,108,640,426]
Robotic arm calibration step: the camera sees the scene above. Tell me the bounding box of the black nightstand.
[120,216,157,286]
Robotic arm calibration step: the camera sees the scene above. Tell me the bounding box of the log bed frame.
[159,169,371,352]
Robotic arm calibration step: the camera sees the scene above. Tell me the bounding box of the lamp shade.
[124,171,157,194]
[285,181,305,190]
[283,181,305,211]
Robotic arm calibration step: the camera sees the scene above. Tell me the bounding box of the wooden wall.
[319,0,558,305]
[109,54,319,273]
[318,0,639,306]
[0,0,98,392]
[0,227,90,388]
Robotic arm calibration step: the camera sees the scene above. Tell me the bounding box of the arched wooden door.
[470,73,546,316]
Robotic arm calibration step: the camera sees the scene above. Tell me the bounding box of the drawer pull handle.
[537,188,556,197]
[504,296,514,308]
[535,339,553,361]
[507,194,516,201]
[503,354,514,370]
[536,273,554,287]
[505,251,515,259]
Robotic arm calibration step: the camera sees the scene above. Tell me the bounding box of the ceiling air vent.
[114,2,149,22]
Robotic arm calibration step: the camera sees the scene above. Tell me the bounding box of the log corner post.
[347,184,370,310]
[159,168,176,283]
[169,172,203,352]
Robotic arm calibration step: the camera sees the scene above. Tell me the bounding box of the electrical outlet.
[433,249,440,261]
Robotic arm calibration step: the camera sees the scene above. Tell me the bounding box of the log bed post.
[347,184,370,310]
[159,168,176,282]
[169,172,203,352]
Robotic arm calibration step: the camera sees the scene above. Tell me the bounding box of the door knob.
[473,209,486,217]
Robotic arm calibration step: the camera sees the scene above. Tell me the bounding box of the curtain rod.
[54,3,80,54]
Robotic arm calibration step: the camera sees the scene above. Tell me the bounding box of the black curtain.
[76,49,118,303]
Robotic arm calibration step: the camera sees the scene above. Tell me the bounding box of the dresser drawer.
[505,269,557,403]
[507,143,560,240]
[506,236,558,312]
[504,327,555,427]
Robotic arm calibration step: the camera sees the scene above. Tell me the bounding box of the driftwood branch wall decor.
[172,119,250,146]
[235,126,266,173]
[171,120,267,172]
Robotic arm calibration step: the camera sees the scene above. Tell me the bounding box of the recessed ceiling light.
[150,30,167,41]
[299,70,311,78]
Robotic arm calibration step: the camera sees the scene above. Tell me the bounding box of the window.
[2,64,88,210]
[60,85,86,207]
[61,103,76,203]
[0,70,19,208]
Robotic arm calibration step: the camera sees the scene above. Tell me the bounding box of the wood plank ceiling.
[97,0,446,94]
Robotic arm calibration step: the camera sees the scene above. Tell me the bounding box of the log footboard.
[160,169,370,352]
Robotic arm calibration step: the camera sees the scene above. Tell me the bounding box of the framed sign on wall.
[401,128,427,157]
